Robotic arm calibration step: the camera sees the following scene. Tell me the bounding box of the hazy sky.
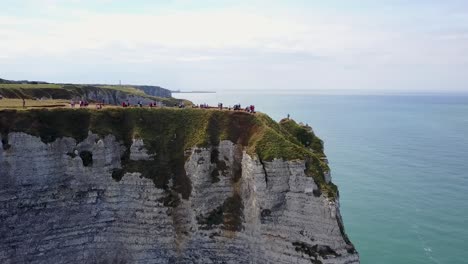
[1,0,468,92]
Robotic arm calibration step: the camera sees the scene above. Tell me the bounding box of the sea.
[174,91,468,264]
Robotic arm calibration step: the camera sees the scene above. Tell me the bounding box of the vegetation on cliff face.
[279,119,324,155]
[0,108,336,199]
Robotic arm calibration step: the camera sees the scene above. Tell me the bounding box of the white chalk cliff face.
[0,133,359,264]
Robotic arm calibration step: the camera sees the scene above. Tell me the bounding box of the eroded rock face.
[72,89,163,106]
[0,133,359,264]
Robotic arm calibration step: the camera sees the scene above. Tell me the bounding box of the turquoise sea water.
[174,92,468,264]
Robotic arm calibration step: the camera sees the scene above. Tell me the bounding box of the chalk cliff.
[133,85,172,98]
[0,81,176,106]
[0,108,359,264]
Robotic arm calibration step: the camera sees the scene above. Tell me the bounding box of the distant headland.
[171,89,216,93]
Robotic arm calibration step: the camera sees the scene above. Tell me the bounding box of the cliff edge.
[0,108,359,264]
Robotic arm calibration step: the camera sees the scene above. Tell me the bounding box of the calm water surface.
[174,92,468,264]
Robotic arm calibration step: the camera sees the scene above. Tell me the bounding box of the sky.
[1,0,468,92]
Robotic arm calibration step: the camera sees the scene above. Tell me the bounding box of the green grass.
[0,87,71,99]
[0,83,156,98]
[0,99,69,109]
[0,108,337,199]
[279,118,324,154]
[0,83,149,98]
[0,83,147,96]
[0,84,61,89]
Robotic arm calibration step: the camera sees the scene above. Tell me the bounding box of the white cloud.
[1,2,468,91]
[0,8,377,60]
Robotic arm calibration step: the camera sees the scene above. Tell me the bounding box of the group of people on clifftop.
[65,98,256,113]
[193,103,256,113]
[122,100,163,108]
[233,104,255,113]
[70,100,90,108]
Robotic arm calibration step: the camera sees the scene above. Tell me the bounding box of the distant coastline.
[171,90,216,94]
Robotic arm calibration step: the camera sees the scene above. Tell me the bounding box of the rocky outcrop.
[57,85,171,106]
[0,132,359,263]
[134,85,172,98]
[68,86,165,106]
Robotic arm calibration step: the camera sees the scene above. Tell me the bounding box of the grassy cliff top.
[0,82,178,105]
[0,107,337,199]
[0,83,155,96]
[0,83,143,95]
